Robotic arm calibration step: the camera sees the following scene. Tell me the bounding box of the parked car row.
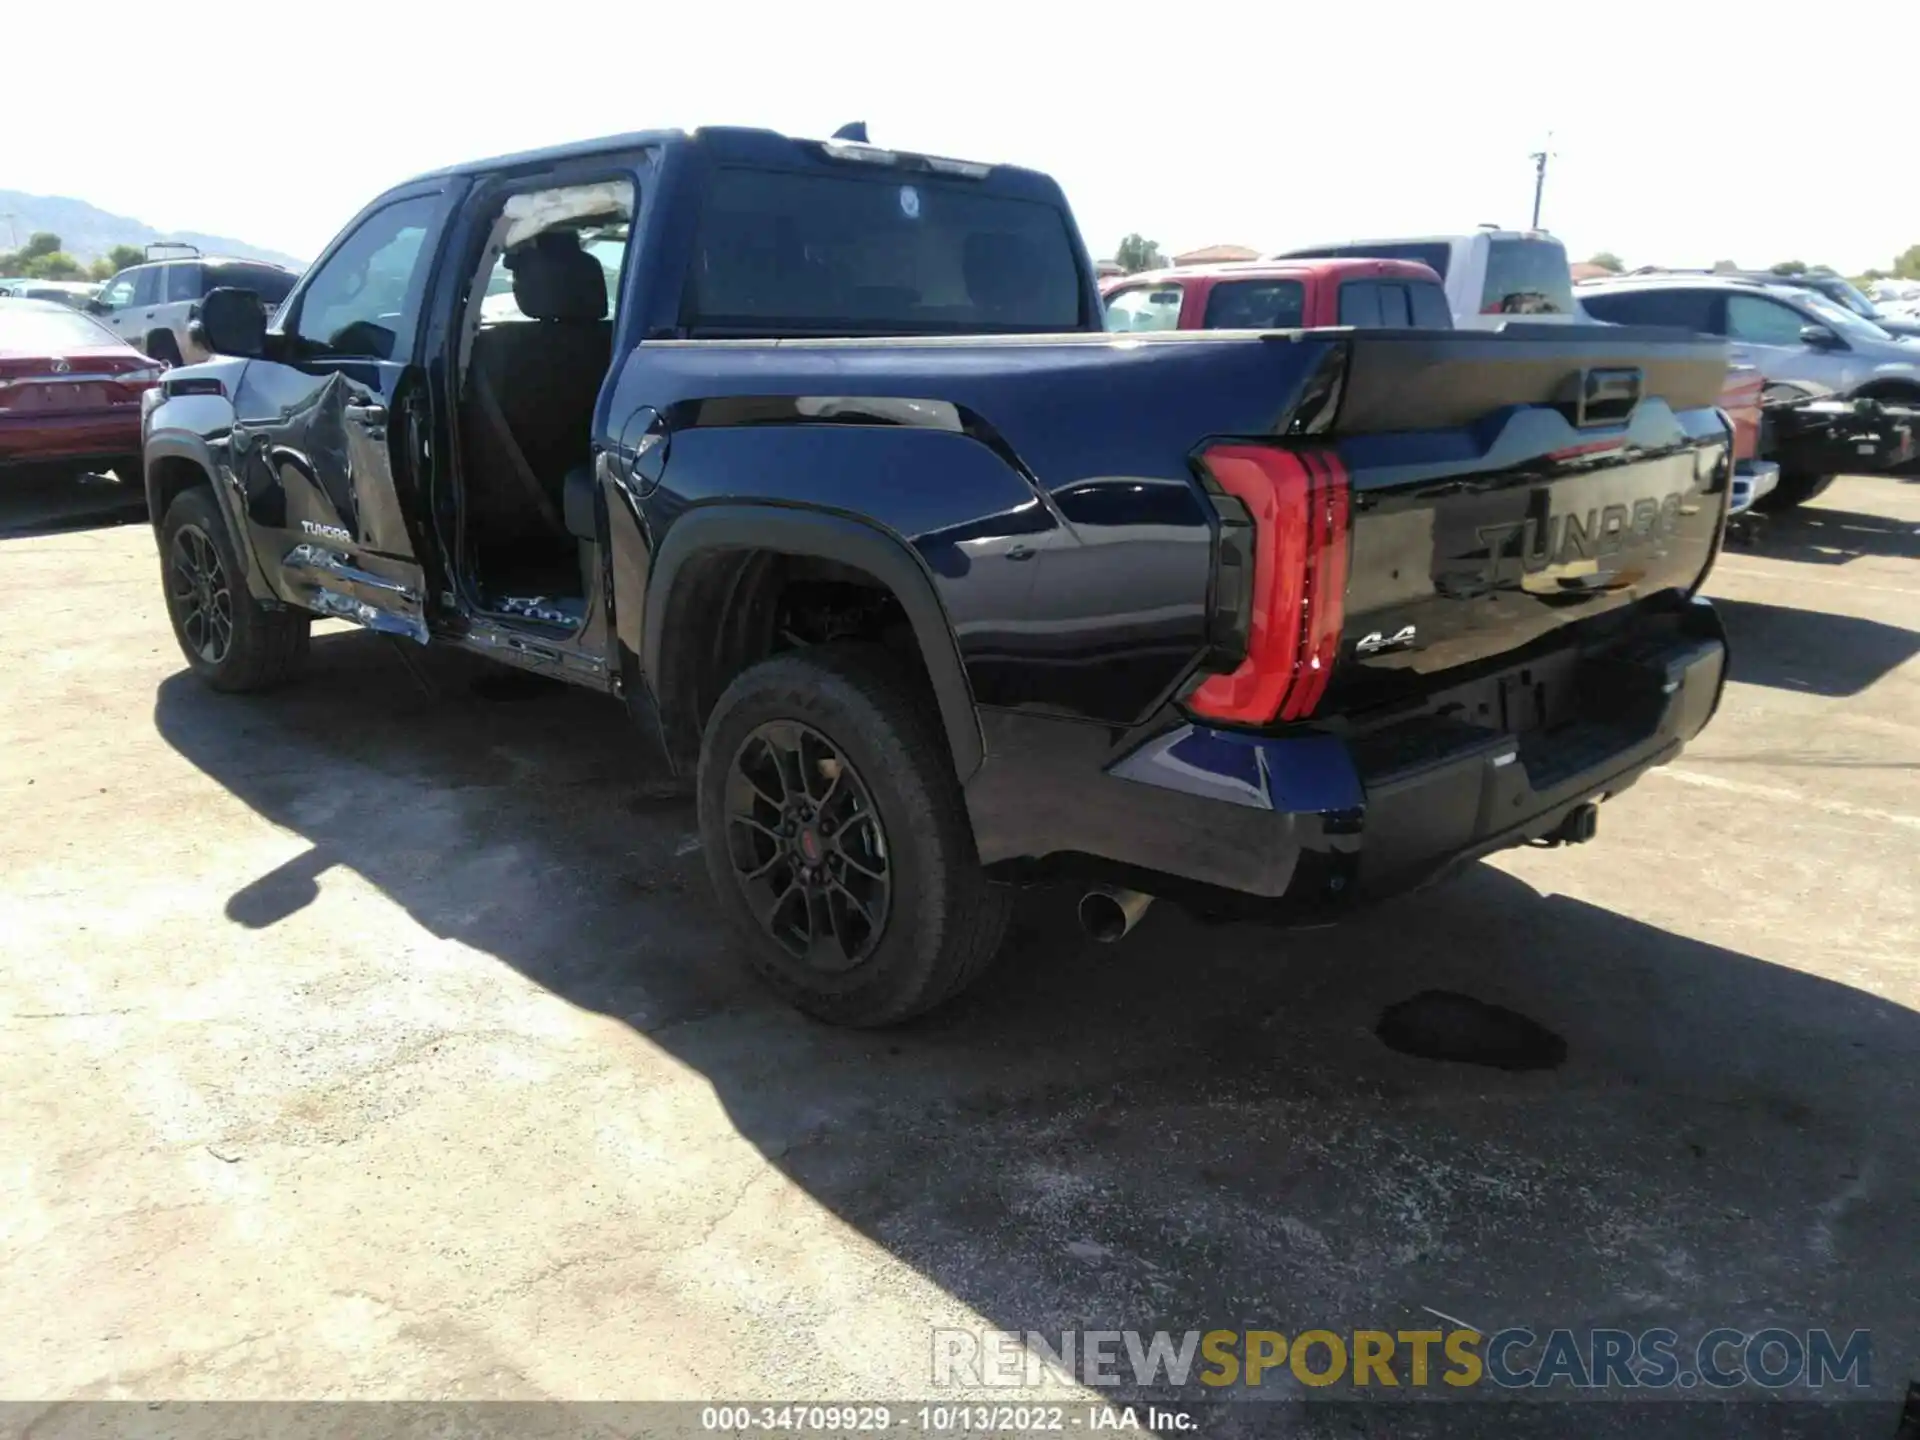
[1578,270,1920,508]
[84,246,297,366]
[1,244,302,496]
[1098,236,1781,518]
[0,299,163,481]
[0,278,101,308]
[1101,230,1916,513]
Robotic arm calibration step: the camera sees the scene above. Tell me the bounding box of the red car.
[0,298,164,480]
[1102,258,1453,332]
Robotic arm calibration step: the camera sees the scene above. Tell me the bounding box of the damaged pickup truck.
[143,125,1737,1025]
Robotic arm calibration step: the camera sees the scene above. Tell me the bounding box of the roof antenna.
[831,122,870,143]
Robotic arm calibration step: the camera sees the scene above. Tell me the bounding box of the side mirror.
[1799,324,1843,350]
[85,297,109,315]
[197,286,268,358]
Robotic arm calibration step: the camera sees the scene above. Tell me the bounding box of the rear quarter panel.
[614,334,1332,724]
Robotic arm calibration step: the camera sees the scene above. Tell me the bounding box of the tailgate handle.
[1576,367,1642,427]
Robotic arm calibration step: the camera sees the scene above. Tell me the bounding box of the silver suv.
[88,249,297,366]
[1578,273,1920,506]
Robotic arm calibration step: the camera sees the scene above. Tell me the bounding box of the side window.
[1337,282,1381,328]
[293,195,440,360]
[1104,285,1183,333]
[477,226,626,327]
[1581,288,1719,333]
[1409,283,1453,328]
[131,267,164,307]
[98,271,139,309]
[1202,280,1304,329]
[1727,294,1814,347]
[165,263,204,303]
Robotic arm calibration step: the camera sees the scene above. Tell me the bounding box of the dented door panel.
[230,356,428,639]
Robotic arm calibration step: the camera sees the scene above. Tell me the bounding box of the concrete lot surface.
[1,475,1915,1431]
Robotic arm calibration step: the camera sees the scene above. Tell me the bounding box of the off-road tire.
[1753,470,1835,512]
[697,643,1011,1026]
[159,486,310,692]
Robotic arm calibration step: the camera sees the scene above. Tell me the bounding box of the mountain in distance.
[0,189,306,270]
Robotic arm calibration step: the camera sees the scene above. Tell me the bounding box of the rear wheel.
[160,486,309,691]
[696,643,1010,1026]
[143,329,184,367]
[1753,470,1835,512]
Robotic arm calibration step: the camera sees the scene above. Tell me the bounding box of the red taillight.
[1188,444,1350,725]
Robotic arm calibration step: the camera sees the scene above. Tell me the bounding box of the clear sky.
[5,0,1913,274]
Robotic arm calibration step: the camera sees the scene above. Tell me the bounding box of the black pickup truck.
[143,126,1734,1025]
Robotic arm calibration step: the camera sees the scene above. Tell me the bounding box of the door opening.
[453,178,634,628]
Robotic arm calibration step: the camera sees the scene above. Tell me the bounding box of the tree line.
[0,233,146,282]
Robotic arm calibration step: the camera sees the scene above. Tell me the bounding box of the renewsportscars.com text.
[933,1327,1872,1392]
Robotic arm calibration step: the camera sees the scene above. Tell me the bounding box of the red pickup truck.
[1102,258,1453,332]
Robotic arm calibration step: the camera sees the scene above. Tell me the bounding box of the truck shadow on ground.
[1715,596,1920,698]
[1747,504,1920,567]
[152,634,1919,1428]
[0,470,146,538]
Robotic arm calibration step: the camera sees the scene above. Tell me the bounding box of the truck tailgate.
[1320,325,1731,714]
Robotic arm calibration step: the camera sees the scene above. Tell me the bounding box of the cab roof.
[404,125,1054,194]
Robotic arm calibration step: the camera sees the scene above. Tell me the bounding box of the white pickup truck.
[1271,229,1586,328]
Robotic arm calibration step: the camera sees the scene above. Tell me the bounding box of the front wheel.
[160,486,310,691]
[696,643,1011,1027]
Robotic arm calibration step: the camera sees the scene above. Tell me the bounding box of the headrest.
[507,231,607,321]
[963,232,1045,314]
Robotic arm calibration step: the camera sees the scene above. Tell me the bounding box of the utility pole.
[1,214,17,250]
[1529,133,1554,230]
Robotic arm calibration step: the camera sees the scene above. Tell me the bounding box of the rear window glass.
[215,265,297,304]
[688,167,1084,334]
[1280,242,1451,279]
[1580,288,1719,333]
[1481,239,1575,316]
[1202,280,1304,329]
[1105,285,1183,332]
[0,303,122,351]
[1336,281,1454,329]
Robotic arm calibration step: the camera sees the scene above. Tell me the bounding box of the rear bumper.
[0,411,143,468]
[969,598,1727,914]
[1769,399,1919,476]
[1730,460,1778,516]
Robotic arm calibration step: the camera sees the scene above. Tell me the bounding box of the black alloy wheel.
[725,720,892,971]
[169,523,234,665]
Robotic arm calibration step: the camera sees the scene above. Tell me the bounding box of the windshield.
[1799,291,1895,343]
[0,302,123,351]
[1816,276,1882,319]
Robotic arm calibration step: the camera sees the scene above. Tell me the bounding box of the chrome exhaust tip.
[1077,886,1154,943]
